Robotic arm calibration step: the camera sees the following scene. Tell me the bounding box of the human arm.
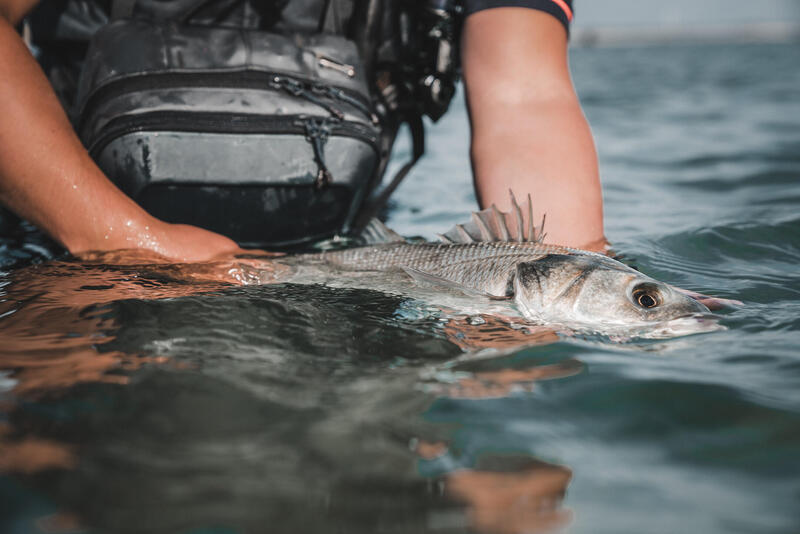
[0,1,242,261]
[461,7,605,250]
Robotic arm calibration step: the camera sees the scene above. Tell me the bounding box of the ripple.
[3,41,800,534]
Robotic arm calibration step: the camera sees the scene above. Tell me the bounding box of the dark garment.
[26,0,343,117]
[26,0,573,119]
[21,0,572,245]
[464,0,573,32]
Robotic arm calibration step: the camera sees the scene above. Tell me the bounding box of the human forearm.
[469,94,604,249]
[0,13,239,260]
[0,15,154,251]
[462,8,604,250]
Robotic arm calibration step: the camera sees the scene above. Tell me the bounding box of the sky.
[570,0,800,44]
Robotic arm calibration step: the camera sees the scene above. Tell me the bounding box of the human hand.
[0,17,269,266]
[140,221,246,263]
[72,218,288,289]
[70,214,285,265]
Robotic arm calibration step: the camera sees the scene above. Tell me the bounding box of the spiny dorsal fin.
[510,190,524,243]
[439,190,546,244]
[360,218,406,245]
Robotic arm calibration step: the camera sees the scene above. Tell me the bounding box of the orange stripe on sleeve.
[550,0,573,21]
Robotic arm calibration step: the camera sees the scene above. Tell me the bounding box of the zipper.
[303,117,335,189]
[314,84,379,125]
[269,76,345,121]
[87,111,379,183]
[270,77,378,124]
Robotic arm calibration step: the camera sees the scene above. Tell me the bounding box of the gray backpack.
[76,16,384,246]
[66,0,463,247]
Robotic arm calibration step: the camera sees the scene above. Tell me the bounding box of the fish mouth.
[545,312,725,341]
[631,312,726,340]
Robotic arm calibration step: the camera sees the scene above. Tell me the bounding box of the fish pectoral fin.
[400,266,512,300]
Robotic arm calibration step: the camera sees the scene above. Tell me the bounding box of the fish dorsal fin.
[360,218,406,245]
[438,190,546,244]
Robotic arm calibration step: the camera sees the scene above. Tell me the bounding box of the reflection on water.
[0,257,574,534]
[3,41,800,534]
[448,461,572,534]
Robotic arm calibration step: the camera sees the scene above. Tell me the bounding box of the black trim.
[463,0,572,34]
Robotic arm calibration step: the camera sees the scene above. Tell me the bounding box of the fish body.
[267,194,720,338]
[304,241,710,332]
[315,241,577,298]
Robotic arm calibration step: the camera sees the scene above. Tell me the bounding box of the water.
[2,42,799,533]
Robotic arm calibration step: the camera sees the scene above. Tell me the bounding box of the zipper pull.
[321,86,379,125]
[317,55,356,78]
[272,76,345,121]
[304,118,333,189]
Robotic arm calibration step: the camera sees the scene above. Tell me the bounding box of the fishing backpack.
[54,0,458,247]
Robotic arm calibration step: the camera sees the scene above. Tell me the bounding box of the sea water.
[1,42,799,534]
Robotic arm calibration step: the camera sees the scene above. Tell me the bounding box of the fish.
[259,192,723,339]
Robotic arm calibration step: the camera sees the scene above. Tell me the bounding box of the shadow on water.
[0,260,578,534]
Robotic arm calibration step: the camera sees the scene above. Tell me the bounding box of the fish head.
[513,254,717,337]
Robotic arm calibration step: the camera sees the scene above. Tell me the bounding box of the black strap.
[352,113,425,233]
[178,0,219,24]
[318,0,346,34]
[110,0,136,19]
[317,0,332,33]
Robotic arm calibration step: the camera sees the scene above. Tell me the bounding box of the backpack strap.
[351,112,425,233]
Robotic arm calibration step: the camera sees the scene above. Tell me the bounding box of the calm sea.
[1,42,799,534]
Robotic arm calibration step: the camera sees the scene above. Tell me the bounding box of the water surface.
[2,42,800,534]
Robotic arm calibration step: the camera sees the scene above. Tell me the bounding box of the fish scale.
[307,241,584,297]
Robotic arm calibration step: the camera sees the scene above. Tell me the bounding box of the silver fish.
[269,193,720,338]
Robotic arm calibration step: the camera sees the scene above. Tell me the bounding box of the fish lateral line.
[400,266,514,300]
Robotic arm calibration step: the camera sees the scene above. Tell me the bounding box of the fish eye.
[632,285,661,309]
